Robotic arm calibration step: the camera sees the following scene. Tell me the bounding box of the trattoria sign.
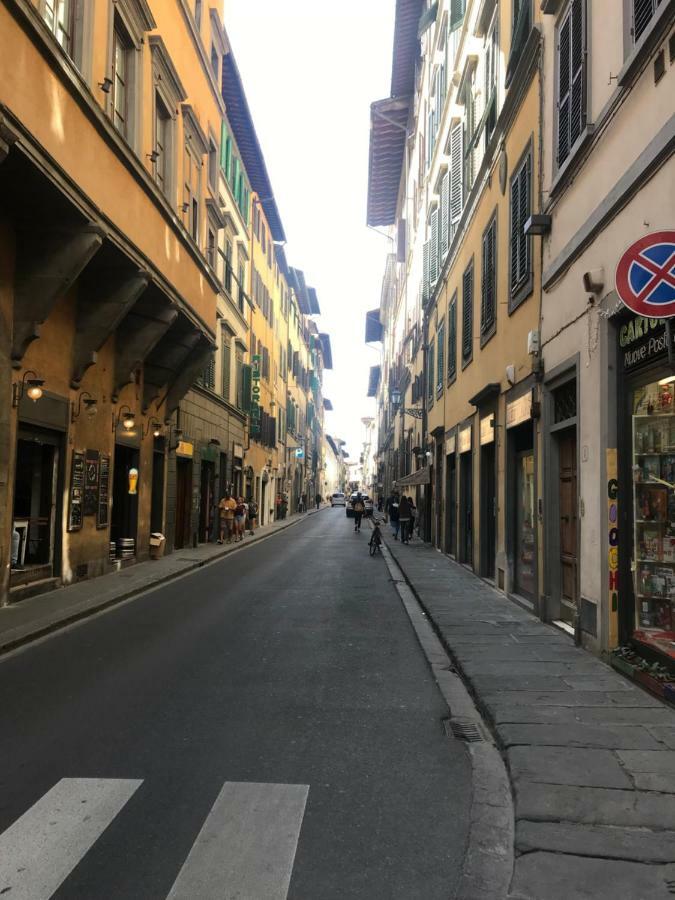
[618,315,674,372]
[250,354,261,437]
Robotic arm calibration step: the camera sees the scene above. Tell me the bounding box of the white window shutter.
[430,208,439,285]
[423,239,430,304]
[450,123,463,233]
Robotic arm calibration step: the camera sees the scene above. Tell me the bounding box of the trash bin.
[149,533,166,559]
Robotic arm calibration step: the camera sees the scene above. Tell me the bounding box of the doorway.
[435,440,443,548]
[480,441,496,578]
[174,457,192,550]
[445,452,456,556]
[111,444,139,556]
[199,460,215,543]
[12,427,62,582]
[150,443,165,535]
[514,448,536,598]
[558,427,578,624]
[459,450,473,565]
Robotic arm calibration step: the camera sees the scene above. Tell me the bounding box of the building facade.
[368,0,675,671]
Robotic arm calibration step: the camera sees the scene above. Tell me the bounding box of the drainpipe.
[421,308,430,542]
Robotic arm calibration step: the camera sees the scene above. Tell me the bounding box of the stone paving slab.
[515,782,675,829]
[516,820,675,863]
[378,534,675,898]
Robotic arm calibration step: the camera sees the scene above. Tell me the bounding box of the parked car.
[331,492,346,507]
[346,493,374,518]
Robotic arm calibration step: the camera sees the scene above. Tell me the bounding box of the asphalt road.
[0,509,472,900]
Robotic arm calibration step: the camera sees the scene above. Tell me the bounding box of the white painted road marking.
[166,781,309,900]
[0,777,142,900]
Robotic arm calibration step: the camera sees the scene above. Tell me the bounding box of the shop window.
[554,380,577,424]
[632,378,675,647]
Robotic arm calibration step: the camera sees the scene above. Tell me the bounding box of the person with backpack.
[352,492,365,532]
[385,491,401,539]
[398,495,412,544]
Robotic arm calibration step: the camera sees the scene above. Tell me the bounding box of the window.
[462,259,474,365]
[206,226,216,269]
[201,352,215,390]
[112,18,132,139]
[484,14,499,147]
[238,261,246,313]
[448,292,457,383]
[429,207,439,286]
[43,0,74,55]
[509,147,532,308]
[507,0,532,82]
[450,0,466,30]
[481,215,497,341]
[427,339,435,403]
[461,70,477,196]
[235,348,245,409]
[633,0,664,43]
[220,121,232,179]
[221,331,232,401]
[154,92,171,194]
[211,45,219,80]
[436,320,445,396]
[449,122,463,239]
[556,0,585,168]
[194,0,202,30]
[440,171,450,259]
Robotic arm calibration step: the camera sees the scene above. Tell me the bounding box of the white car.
[331,492,346,507]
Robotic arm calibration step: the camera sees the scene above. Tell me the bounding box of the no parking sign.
[615,231,675,317]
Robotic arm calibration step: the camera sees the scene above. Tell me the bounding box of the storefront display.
[631,378,675,653]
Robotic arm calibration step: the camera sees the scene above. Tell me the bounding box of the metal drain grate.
[444,718,484,743]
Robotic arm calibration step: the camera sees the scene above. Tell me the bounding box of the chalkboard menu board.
[97,454,110,528]
[68,451,85,532]
[83,449,100,517]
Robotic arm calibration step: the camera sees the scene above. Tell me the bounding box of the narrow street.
[0,510,471,900]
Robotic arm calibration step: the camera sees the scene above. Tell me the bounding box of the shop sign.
[128,467,138,495]
[506,391,532,429]
[615,231,675,318]
[618,314,674,372]
[233,443,244,460]
[83,449,100,517]
[480,415,495,446]
[446,433,456,455]
[250,353,261,437]
[97,454,110,529]
[175,441,194,458]
[458,425,472,454]
[295,447,304,459]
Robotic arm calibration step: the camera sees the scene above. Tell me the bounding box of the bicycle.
[369,518,383,556]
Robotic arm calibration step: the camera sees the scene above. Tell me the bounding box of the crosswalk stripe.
[166,781,309,900]
[0,777,142,900]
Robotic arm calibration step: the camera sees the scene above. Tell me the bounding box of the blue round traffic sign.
[616,231,675,317]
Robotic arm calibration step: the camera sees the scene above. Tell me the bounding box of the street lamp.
[391,388,401,408]
[71,391,98,422]
[112,405,136,432]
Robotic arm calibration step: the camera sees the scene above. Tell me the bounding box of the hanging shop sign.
[250,353,261,437]
[97,454,110,529]
[233,444,244,460]
[83,449,100,517]
[175,441,194,458]
[295,447,305,459]
[128,467,138,495]
[67,450,85,532]
[506,390,533,429]
[615,231,675,318]
[618,314,675,373]
[480,415,495,445]
[458,425,472,454]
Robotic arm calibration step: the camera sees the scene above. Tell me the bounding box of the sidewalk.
[0,507,324,656]
[382,534,675,900]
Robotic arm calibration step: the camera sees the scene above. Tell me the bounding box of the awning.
[395,466,430,486]
[319,333,333,369]
[391,0,425,97]
[307,286,321,315]
[323,398,333,411]
[367,97,410,227]
[289,267,311,314]
[365,308,383,343]
[367,365,381,397]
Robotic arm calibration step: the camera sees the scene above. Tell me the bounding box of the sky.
[224,0,393,461]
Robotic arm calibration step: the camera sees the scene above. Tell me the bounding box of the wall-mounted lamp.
[181,202,190,213]
[391,388,401,408]
[98,76,113,94]
[112,405,136,432]
[523,214,552,236]
[12,370,45,407]
[143,420,162,439]
[209,437,221,446]
[146,149,160,163]
[71,391,98,422]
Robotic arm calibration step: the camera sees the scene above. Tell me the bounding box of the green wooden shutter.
[240,362,252,412]
[448,293,457,381]
[221,337,231,401]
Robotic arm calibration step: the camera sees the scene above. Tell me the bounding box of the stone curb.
[0,508,324,657]
[375,531,514,900]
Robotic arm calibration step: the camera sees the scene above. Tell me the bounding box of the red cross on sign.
[615,231,675,318]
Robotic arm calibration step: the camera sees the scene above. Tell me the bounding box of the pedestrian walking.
[352,492,365,532]
[315,493,322,510]
[407,495,417,542]
[247,497,258,535]
[234,496,247,542]
[280,493,288,519]
[385,491,401,539]
[398,495,411,544]
[218,492,236,544]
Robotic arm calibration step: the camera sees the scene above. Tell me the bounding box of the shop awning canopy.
[323,398,333,411]
[307,286,321,315]
[367,97,410,227]
[367,365,381,397]
[395,466,430,486]
[365,308,383,343]
[319,333,333,369]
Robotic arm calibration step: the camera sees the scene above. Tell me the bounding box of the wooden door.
[559,429,578,621]
[175,459,192,550]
